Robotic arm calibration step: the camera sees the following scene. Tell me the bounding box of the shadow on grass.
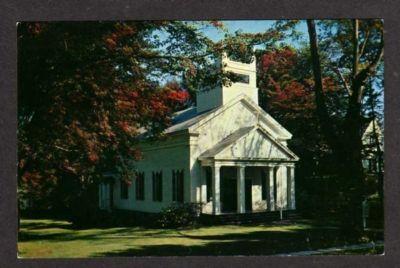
[19,219,181,243]
[19,217,383,257]
[21,221,72,230]
[18,227,169,242]
[92,227,378,256]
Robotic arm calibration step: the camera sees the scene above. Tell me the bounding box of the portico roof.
[198,125,299,163]
[199,126,254,158]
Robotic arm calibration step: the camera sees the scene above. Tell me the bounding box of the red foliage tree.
[257,46,345,182]
[17,22,209,211]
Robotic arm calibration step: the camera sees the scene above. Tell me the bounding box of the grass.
[18,218,383,258]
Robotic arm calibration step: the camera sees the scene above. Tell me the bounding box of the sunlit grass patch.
[18,217,381,258]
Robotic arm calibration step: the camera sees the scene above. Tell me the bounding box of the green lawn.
[18,218,383,258]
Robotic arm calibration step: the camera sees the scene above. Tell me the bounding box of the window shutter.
[172,170,176,201]
[178,170,184,203]
[152,172,156,201]
[158,171,163,201]
[135,172,144,201]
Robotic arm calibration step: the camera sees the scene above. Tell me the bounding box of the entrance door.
[221,177,237,212]
[220,167,237,213]
[245,179,252,211]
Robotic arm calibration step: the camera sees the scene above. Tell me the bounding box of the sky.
[156,20,383,113]
[155,20,309,84]
[200,20,384,117]
[199,20,309,48]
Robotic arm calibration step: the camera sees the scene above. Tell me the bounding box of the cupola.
[196,53,258,113]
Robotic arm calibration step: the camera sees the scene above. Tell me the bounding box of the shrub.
[157,202,202,228]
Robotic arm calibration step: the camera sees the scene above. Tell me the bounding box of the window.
[368,158,377,173]
[368,159,372,173]
[120,179,129,200]
[229,71,250,84]
[369,136,375,145]
[172,170,184,202]
[135,172,145,200]
[152,171,163,202]
[206,167,212,202]
[261,170,267,201]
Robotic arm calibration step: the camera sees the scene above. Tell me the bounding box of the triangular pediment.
[199,126,298,161]
[188,94,293,141]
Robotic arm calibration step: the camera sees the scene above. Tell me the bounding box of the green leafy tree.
[306,19,383,231]
[253,20,383,228]
[17,21,237,214]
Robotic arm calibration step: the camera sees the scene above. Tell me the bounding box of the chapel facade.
[99,54,299,216]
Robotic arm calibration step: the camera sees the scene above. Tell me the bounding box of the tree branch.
[354,35,384,102]
[137,51,214,61]
[359,29,370,59]
[331,66,352,96]
[352,19,359,79]
[55,145,72,152]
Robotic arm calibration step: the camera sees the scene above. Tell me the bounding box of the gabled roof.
[164,94,293,140]
[362,118,382,137]
[164,106,217,134]
[199,125,299,161]
[136,106,216,138]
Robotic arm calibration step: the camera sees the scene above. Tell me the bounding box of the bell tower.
[196,53,258,113]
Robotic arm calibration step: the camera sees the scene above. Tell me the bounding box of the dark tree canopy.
[17,21,238,209]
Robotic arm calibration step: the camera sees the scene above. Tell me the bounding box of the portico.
[199,160,296,215]
[197,122,298,215]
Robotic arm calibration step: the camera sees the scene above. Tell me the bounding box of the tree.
[363,79,384,203]
[208,19,383,229]
[306,19,384,231]
[256,46,345,215]
[17,21,234,214]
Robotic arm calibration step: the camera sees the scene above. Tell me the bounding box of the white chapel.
[99,54,299,216]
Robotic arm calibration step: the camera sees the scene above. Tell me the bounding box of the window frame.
[172,169,184,203]
[152,171,163,202]
[135,172,145,201]
[120,179,129,200]
[229,71,250,84]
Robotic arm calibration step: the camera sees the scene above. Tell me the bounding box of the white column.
[277,165,288,209]
[212,164,221,214]
[288,165,296,209]
[268,166,275,211]
[237,165,245,213]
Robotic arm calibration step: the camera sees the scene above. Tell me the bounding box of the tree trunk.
[307,19,365,232]
[306,20,338,150]
[341,99,365,232]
